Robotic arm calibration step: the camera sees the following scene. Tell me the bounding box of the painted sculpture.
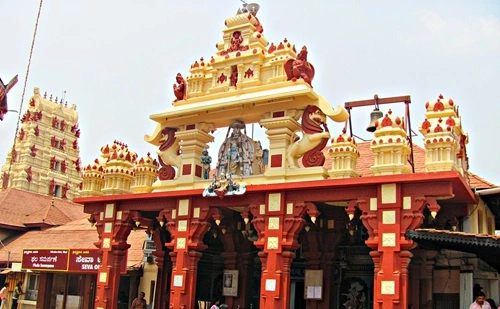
[173,73,187,102]
[157,127,181,180]
[284,46,315,86]
[204,121,267,198]
[0,75,18,121]
[287,105,330,169]
[200,149,212,180]
[216,120,261,177]
[230,66,238,87]
[203,173,246,199]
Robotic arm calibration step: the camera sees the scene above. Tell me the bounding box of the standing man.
[470,292,492,309]
[130,292,147,309]
[11,281,23,309]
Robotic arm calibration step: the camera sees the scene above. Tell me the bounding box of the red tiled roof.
[468,172,496,189]
[0,218,146,269]
[0,188,87,229]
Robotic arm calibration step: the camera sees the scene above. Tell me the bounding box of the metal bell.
[246,3,261,16]
[366,108,383,132]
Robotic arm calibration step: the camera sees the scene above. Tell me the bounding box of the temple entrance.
[195,207,260,309]
[290,262,306,309]
[290,280,306,309]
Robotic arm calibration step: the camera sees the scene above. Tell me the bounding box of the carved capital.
[426,197,441,219]
[242,204,266,247]
[130,210,152,229]
[210,207,224,226]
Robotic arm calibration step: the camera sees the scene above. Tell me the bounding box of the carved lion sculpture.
[287,105,330,169]
[157,127,181,179]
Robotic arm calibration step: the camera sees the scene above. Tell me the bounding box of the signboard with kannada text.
[22,248,127,273]
[68,249,101,273]
[22,249,69,271]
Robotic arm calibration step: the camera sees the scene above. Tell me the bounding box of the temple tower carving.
[1,88,82,199]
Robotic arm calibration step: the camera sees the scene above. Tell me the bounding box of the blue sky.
[1,0,499,184]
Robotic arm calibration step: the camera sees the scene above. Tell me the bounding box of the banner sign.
[23,249,102,273]
[68,249,101,272]
[22,249,69,271]
[22,248,127,273]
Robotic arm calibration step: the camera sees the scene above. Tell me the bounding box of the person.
[486,299,498,309]
[130,292,147,309]
[0,283,8,309]
[210,299,220,309]
[470,292,492,309]
[11,281,23,309]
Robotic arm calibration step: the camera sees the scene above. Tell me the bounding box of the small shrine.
[419,94,469,176]
[369,109,411,175]
[328,129,360,178]
[80,140,158,197]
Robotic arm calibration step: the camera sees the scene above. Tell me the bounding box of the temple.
[72,3,500,309]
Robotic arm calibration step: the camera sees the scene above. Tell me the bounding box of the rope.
[5,0,44,186]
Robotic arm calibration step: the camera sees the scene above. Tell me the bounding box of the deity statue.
[200,149,212,179]
[255,141,265,174]
[0,75,18,121]
[173,73,187,101]
[226,141,242,176]
[284,46,315,86]
[230,67,238,87]
[216,121,256,177]
[229,31,243,52]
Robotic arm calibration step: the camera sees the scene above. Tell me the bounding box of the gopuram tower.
[1,88,82,200]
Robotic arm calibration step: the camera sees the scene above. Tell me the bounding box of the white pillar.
[460,271,473,309]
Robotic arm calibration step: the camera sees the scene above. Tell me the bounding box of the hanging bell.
[366,108,383,132]
[246,3,261,16]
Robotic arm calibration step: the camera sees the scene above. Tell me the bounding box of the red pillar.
[160,199,210,309]
[243,197,319,309]
[350,188,426,309]
[235,252,254,307]
[92,207,135,309]
[151,223,172,309]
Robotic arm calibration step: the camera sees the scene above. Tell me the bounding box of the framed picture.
[222,269,239,297]
[304,269,323,300]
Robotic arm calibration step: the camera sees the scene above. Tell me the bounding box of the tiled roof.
[0,218,146,269]
[0,188,87,229]
[468,172,497,189]
[406,228,500,271]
